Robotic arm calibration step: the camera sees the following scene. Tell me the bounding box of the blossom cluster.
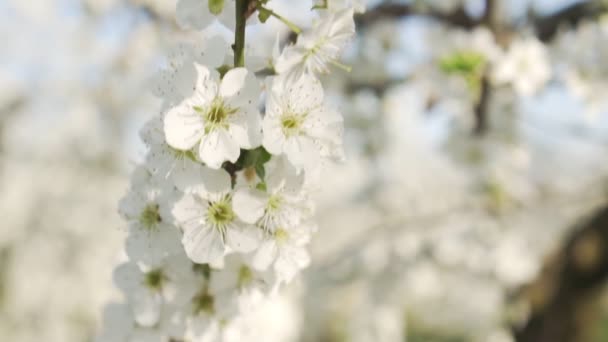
[97,1,357,341]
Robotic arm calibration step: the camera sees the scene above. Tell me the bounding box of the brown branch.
[533,1,608,42]
[355,3,477,30]
[514,204,608,342]
[473,74,490,136]
[358,1,607,43]
[472,0,498,136]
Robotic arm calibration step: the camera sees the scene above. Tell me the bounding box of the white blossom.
[233,157,310,232]
[118,169,183,265]
[275,8,355,78]
[252,223,313,284]
[164,63,262,169]
[172,168,261,265]
[262,74,344,171]
[112,253,197,328]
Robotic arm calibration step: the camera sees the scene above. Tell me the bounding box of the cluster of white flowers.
[97,1,356,341]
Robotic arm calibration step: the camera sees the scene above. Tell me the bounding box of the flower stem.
[258,6,302,34]
[233,0,249,67]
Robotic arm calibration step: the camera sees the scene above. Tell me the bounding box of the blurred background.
[2,0,608,341]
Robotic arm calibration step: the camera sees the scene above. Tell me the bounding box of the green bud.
[208,0,224,15]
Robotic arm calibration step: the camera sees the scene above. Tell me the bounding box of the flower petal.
[228,106,262,149]
[164,101,204,150]
[262,115,286,155]
[199,129,240,169]
[226,224,261,253]
[172,194,207,232]
[232,188,267,224]
[182,225,226,264]
[131,290,162,327]
[125,223,183,266]
[220,67,248,98]
[173,164,232,195]
[253,240,279,271]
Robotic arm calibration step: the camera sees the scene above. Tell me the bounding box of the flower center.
[280,114,304,137]
[194,98,237,134]
[140,203,161,230]
[274,228,289,244]
[267,194,282,211]
[144,269,165,291]
[207,198,235,226]
[192,290,215,315]
[237,265,253,289]
[206,102,228,124]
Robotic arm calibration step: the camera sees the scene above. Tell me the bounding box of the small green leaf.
[312,0,328,10]
[255,182,267,192]
[439,51,485,76]
[208,0,224,15]
[255,163,266,179]
[258,7,271,23]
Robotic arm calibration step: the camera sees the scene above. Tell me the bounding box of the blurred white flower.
[492,36,551,96]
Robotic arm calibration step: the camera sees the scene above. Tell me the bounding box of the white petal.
[289,74,324,112]
[223,68,260,108]
[252,240,278,270]
[262,116,286,155]
[226,224,261,253]
[172,164,232,195]
[275,247,310,283]
[172,194,207,232]
[284,136,320,171]
[193,63,219,97]
[220,67,248,98]
[164,101,204,150]
[232,188,267,224]
[113,262,141,293]
[228,106,262,148]
[132,290,162,327]
[199,129,240,169]
[125,224,183,266]
[197,35,229,68]
[275,47,304,75]
[265,156,303,195]
[182,225,226,264]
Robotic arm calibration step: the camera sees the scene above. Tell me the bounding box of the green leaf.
[208,0,224,15]
[255,163,266,179]
[234,147,272,179]
[439,51,485,76]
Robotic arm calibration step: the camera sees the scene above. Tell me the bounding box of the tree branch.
[358,1,607,43]
[233,0,250,68]
[355,3,477,30]
[533,1,608,42]
[514,204,608,342]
